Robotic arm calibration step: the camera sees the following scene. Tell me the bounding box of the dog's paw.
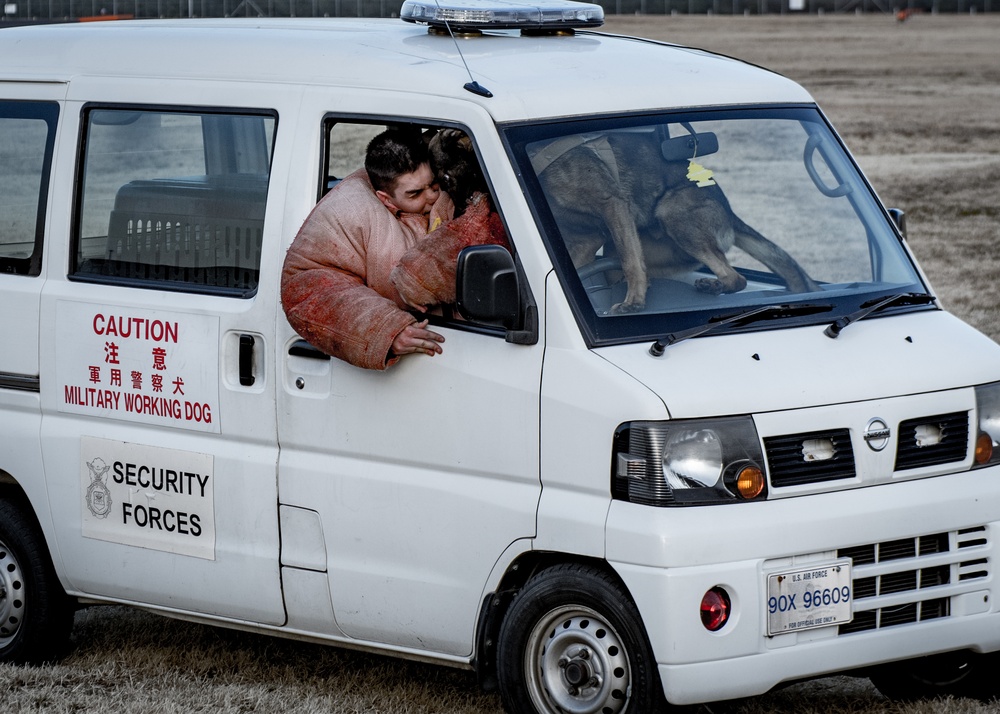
[694,277,726,295]
[609,299,645,314]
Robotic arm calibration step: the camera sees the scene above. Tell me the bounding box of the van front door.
[275,114,543,657]
[38,99,285,624]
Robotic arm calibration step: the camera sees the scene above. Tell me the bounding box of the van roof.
[0,18,813,121]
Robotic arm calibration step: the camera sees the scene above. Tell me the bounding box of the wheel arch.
[0,468,72,603]
[1,456,70,562]
[0,480,77,663]
[473,551,640,693]
[0,469,32,507]
[0,470,51,534]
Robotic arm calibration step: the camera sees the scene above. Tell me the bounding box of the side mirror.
[887,208,907,239]
[456,245,519,328]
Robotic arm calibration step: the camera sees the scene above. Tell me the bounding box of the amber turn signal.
[736,465,766,499]
[975,432,994,465]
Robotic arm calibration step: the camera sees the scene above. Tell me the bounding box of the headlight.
[613,417,767,506]
[664,429,723,489]
[974,382,1000,468]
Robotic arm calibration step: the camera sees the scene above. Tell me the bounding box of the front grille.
[764,411,970,490]
[764,429,856,487]
[895,411,970,471]
[837,527,990,635]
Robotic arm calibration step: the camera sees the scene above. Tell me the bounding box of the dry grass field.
[3,12,999,714]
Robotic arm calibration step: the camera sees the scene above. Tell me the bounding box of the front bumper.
[607,467,1000,705]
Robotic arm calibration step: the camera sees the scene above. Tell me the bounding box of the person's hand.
[399,293,429,313]
[392,319,444,357]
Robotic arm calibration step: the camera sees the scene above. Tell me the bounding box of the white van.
[3,5,1000,712]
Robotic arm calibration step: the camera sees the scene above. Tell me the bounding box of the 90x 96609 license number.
[766,560,853,636]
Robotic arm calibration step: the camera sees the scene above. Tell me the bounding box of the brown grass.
[4,13,1000,714]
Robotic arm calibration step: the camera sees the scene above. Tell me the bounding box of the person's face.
[376,163,441,216]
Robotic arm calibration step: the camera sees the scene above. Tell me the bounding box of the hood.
[594,310,1000,419]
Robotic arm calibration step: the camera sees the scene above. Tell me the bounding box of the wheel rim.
[525,604,631,714]
[0,537,27,649]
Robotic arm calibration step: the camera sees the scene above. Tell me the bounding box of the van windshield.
[504,106,927,346]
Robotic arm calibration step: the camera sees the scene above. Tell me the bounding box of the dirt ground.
[603,12,1000,341]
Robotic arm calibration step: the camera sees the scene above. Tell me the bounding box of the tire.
[0,496,74,664]
[496,562,667,714]
[869,650,1000,702]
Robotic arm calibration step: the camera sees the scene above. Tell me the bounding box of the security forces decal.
[81,436,216,560]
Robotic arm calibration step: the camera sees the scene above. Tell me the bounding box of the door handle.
[288,339,330,361]
[239,333,256,386]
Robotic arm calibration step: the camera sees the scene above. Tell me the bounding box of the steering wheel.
[577,256,623,282]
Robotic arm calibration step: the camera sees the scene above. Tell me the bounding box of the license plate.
[766,559,853,636]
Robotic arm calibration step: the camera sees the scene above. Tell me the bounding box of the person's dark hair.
[365,129,429,193]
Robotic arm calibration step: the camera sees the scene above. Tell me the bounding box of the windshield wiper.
[824,292,937,338]
[649,303,834,356]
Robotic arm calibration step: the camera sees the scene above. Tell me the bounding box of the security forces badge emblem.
[85,456,113,519]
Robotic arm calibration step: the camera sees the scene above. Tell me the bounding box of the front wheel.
[496,563,667,714]
[0,497,74,664]
[869,650,1000,702]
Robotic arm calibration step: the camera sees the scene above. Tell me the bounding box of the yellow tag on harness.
[687,160,716,187]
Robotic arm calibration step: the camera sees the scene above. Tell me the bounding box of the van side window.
[71,107,277,297]
[0,101,58,277]
[321,121,387,199]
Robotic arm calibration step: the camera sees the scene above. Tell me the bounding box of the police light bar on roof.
[400,0,605,31]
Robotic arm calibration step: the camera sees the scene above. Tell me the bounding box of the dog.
[428,128,490,216]
[533,130,819,313]
[433,127,817,314]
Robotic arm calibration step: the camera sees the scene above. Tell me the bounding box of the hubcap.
[526,605,631,714]
[0,539,26,648]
